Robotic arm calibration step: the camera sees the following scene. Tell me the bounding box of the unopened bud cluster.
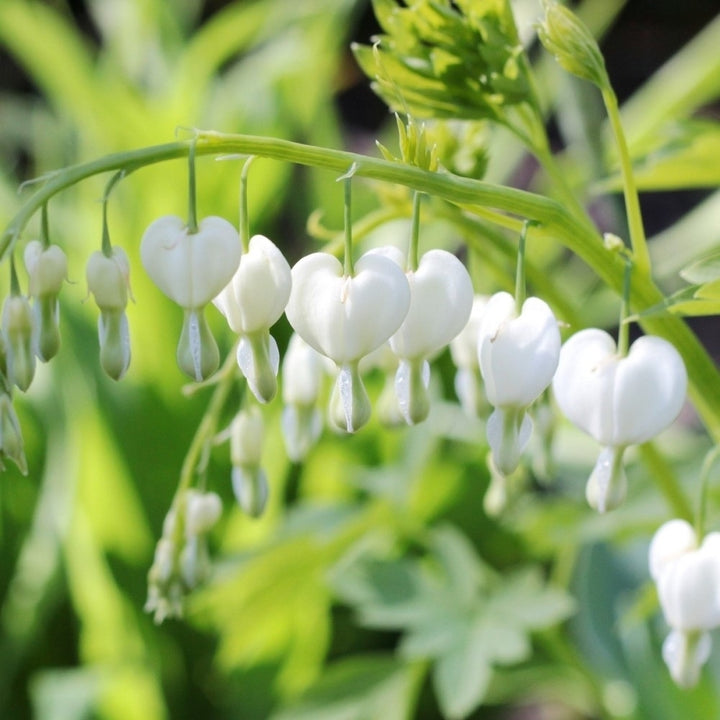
[145,489,222,623]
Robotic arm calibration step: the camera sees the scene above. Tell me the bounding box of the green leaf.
[680,251,720,283]
[270,655,423,720]
[488,567,576,630]
[433,619,492,720]
[599,120,720,191]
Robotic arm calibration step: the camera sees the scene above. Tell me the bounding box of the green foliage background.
[1,1,720,719]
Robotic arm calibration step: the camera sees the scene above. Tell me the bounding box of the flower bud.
[25,241,67,363]
[177,309,219,382]
[230,406,264,467]
[86,247,131,311]
[185,490,222,537]
[2,296,35,392]
[24,241,67,297]
[232,465,269,518]
[280,334,325,460]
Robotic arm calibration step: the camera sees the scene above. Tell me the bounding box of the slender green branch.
[187,137,199,233]
[2,132,720,441]
[239,156,255,253]
[408,191,421,272]
[637,443,694,522]
[175,344,239,502]
[342,174,354,276]
[617,257,632,357]
[695,445,720,539]
[602,86,650,273]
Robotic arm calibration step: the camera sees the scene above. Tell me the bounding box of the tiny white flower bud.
[86,247,131,311]
[230,407,264,467]
[185,490,222,537]
[2,295,35,392]
[24,241,67,298]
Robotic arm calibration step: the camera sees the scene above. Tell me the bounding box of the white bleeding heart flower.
[552,329,687,447]
[553,329,687,512]
[213,234,291,403]
[477,291,560,476]
[649,519,720,687]
[140,215,241,381]
[86,247,132,380]
[389,249,474,425]
[280,334,325,461]
[141,215,241,309]
[450,294,489,416]
[649,518,699,582]
[285,249,410,433]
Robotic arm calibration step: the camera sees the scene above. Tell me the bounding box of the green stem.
[175,342,239,502]
[9,256,20,296]
[637,442,693,522]
[602,86,650,274]
[408,191,421,272]
[40,203,50,249]
[695,445,720,540]
[343,173,354,276]
[514,220,530,308]
[1,132,719,440]
[101,171,124,257]
[617,257,632,356]
[239,156,255,253]
[187,136,198,234]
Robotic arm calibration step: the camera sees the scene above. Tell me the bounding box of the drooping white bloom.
[477,291,560,476]
[553,329,687,512]
[553,329,687,447]
[214,234,291,403]
[285,249,410,432]
[389,249,474,424]
[450,295,489,416]
[140,215,242,381]
[649,519,720,687]
[280,333,325,461]
[86,247,132,380]
[141,215,241,309]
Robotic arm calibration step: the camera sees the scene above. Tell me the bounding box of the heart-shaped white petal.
[649,519,698,582]
[390,249,474,360]
[656,534,720,631]
[552,329,687,447]
[285,249,410,364]
[213,234,291,334]
[141,215,241,309]
[478,292,560,408]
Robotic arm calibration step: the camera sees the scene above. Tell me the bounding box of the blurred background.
[1,1,720,719]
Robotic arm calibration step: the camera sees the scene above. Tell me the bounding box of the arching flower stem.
[695,445,720,541]
[2,133,720,441]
